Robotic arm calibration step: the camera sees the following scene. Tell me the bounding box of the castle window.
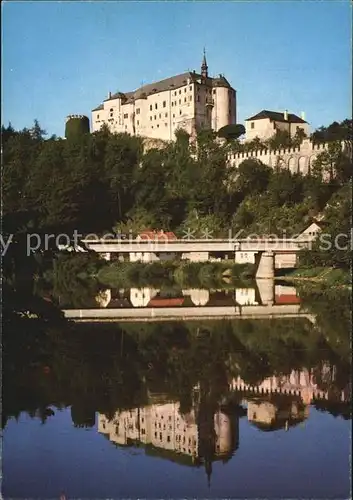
[174,91,177,96]
[163,101,166,108]
[157,124,159,128]
[160,433,162,440]
[165,123,168,127]
[171,102,174,107]
[179,90,181,94]
[167,436,171,442]
[110,108,113,112]
[189,96,192,101]
[189,86,192,91]
[184,97,186,103]
[159,113,161,118]
[150,105,152,111]
[150,116,152,121]
[155,103,158,110]
[213,89,216,94]
[155,432,157,437]
[154,115,156,120]
[136,108,140,114]
[97,114,100,119]
[179,99,181,105]
[123,113,128,118]
[110,113,113,117]
[251,122,255,129]
[184,88,187,93]
[137,120,139,126]
[173,114,175,118]
[151,125,153,128]
[180,110,182,115]
[141,429,145,435]
[165,112,168,117]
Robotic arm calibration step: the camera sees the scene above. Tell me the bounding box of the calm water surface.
[2,284,351,499]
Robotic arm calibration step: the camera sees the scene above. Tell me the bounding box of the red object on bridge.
[138,230,177,241]
[275,294,301,305]
[148,298,184,307]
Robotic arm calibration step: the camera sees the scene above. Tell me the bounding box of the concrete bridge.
[81,237,313,278]
[63,304,315,323]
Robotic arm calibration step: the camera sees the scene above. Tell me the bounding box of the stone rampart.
[227,139,348,175]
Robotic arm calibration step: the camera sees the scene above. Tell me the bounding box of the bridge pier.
[256,251,275,279]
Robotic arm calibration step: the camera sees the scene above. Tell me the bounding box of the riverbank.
[276,267,351,287]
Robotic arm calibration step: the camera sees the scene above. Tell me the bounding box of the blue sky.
[2,1,351,137]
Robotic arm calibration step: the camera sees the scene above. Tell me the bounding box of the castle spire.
[201,48,208,78]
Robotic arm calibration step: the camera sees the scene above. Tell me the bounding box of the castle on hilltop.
[90,53,349,175]
[91,50,236,141]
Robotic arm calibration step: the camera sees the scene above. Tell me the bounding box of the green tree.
[235,159,271,197]
[267,170,304,206]
[266,130,292,150]
[217,124,245,141]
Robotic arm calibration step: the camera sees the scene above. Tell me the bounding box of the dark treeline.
[2,119,352,243]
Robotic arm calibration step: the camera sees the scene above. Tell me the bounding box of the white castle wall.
[227,139,338,175]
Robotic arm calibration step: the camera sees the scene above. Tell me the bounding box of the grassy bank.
[277,267,351,287]
[98,260,254,289]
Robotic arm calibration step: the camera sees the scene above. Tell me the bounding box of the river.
[2,281,351,499]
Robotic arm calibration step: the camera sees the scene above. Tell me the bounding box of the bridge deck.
[63,305,315,322]
[81,238,311,253]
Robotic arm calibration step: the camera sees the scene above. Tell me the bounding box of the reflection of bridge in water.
[64,304,315,322]
[64,282,316,323]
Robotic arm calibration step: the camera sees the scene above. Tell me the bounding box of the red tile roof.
[148,298,184,307]
[138,230,177,241]
[275,295,301,305]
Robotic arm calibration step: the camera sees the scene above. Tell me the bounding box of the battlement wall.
[65,114,89,122]
[227,139,346,175]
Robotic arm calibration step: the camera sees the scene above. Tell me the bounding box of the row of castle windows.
[150,121,191,129]
[152,430,196,447]
[155,422,173,430]
[149,111,184,121]
[98,92,225,121]
[173,86,193,96]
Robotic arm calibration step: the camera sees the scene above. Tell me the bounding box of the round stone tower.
[65,114,90,139]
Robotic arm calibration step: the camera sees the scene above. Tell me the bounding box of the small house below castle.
[245,110,309,142]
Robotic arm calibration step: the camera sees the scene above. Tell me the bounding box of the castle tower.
[201,48,208,78]
[65,114,90,139]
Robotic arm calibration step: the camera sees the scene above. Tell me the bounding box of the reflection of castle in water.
[231,365,351,404]
[98,400,238,469]
[247,399,309,431]
[98,365,350,472]
[95,284,301,308]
